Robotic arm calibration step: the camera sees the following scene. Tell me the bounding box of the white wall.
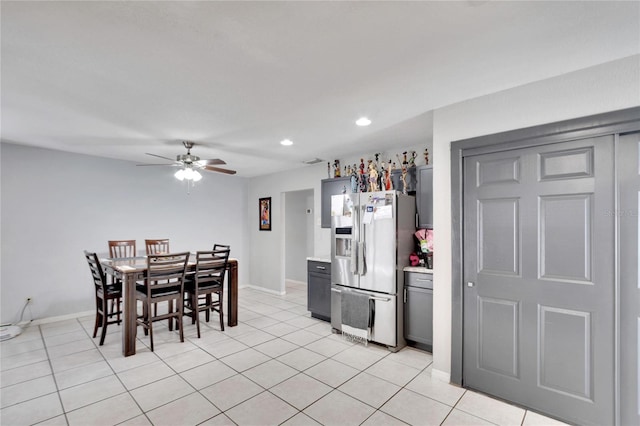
[0,143,249,324]
[246,141,434,294]
[285,189,312,282]
[247,164,328,294]
[431,55,640,379]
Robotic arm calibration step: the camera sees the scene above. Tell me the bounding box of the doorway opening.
[283,189,314,294]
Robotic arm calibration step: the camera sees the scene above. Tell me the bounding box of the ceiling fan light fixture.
[356,117,372,127]
[280,139,293,146]
[192,170,203,182]
[174,169,186,181]
[183,167,195,180]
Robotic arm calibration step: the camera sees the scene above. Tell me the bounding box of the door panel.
[463,136,614,426]
[478,297,519,378]
[619,132,640,426]
[538,306,591,399]
[478,198,520,276]
[539,194,592,283]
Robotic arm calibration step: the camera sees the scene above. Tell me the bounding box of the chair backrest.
[145,239,170,255]
[212,244,231,253]
[108,240,136,258]
[195,248,230,288]
[145,252,190,294]
[84,250,107,291]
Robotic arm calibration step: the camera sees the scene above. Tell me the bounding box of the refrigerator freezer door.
[358,191,397,294]
[331,194,357,288]
[330,284,397,347]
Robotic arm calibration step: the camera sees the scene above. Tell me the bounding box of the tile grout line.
[3,287,464,426]
[38,323,71,426]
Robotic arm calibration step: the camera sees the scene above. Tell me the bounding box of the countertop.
[404,266,433,274]
[307,256,331,263]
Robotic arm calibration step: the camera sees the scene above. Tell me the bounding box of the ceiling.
[2,1,638,177]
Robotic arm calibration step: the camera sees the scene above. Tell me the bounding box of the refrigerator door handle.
[350,238,358,274]
[358,242,366,275]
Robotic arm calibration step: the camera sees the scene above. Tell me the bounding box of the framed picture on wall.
[259,197,271,231]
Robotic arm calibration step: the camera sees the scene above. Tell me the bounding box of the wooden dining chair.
[108,240,137,258]
[145,239,171,322]
[106,240,137,317]
[184,248,230,337]
[84,251,122,345]
[145,239,170,255]
[136,252,189,351]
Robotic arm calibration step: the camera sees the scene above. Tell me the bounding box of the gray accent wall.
[0,143,248,324]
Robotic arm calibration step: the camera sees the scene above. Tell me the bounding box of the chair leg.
[93,294,101,338]
[116,298,121,325]
[148,308,154,352]
[142,303,149,336]
[178,297,184,343]
[190,293,197,325]
[218,293,224,332]
[168,300,174,331]
[205,295,211,322]
[194,293,201,339]
[99,300,109,346]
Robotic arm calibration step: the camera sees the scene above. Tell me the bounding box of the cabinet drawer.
[404,286,433,348]
[308,261,330,275]
[405,271,433,289]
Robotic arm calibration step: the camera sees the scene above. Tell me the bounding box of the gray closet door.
[620,132,639,426]
[463,136,614,425]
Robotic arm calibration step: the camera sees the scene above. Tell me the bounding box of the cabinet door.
[404,286,433,347]
[416,166,433,228]
[308,271,331,320]
[321,177,351,228]
[390,168,417,194]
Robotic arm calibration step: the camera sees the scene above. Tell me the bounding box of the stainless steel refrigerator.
[330,190,415,351]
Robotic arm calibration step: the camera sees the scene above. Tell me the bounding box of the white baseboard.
[26,310,95,326]
[431,368,451,383]
[285,279,307,286]
[243,284,286,296]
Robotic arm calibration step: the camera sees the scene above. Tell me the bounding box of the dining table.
[100,255,238,356]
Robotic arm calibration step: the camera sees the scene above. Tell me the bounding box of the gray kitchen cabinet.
[390,167,417,194]
[321,177,352,228]
[416,165,433,228]
[308,260,331,321]
[404,271,433,351]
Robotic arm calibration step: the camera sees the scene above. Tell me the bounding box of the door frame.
[450,107,640,419]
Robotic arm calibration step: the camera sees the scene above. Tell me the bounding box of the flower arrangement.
[414,228,433,253]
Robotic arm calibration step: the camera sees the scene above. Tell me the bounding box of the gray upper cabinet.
[390,167,417,194]
[321,177,352,228]
[416,165,433,228]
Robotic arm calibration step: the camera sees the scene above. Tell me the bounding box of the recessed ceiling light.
[356,117,372,127]
[280,139,293,146]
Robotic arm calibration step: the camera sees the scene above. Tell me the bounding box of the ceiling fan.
[137,141,237,177]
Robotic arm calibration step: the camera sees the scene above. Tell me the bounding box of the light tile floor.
[1,282,568,426]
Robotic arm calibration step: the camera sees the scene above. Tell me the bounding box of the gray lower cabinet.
[416,165,433,228]
[307,260,331,321]
[404,271,433,351]
[321,177,352,228]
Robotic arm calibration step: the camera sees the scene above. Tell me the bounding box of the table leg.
[122,272,137,356]
[228,261,238,327]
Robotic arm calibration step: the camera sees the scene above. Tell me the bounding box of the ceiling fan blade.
[196,158,226,166]
[203,165,237,175]
[136,163,180,167]
[145,152,176,162]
